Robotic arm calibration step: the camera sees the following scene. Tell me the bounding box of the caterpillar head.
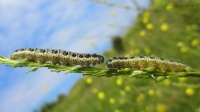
[98,55,104,63]
[106,58,112,68]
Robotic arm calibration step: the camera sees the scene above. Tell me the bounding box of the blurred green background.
[39,0,200,112]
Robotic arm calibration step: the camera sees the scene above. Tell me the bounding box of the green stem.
[1,55,200,81]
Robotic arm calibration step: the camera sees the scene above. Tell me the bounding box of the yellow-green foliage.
[39,0,200,112]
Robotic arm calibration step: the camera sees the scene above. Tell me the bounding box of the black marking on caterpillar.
[10,48,104,67]
[106,56,187,72]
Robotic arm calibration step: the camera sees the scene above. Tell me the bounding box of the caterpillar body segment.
[10,48,104,67]
[106,56,187,72]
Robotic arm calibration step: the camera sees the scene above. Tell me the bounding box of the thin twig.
[130,0,141,10]
[88,0,143,11]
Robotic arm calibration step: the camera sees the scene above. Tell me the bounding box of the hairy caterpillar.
[106,56,187,72]
[10,48,104,66]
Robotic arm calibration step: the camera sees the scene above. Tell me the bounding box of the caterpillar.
[106,56,187,72]
[10,48,104,67]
